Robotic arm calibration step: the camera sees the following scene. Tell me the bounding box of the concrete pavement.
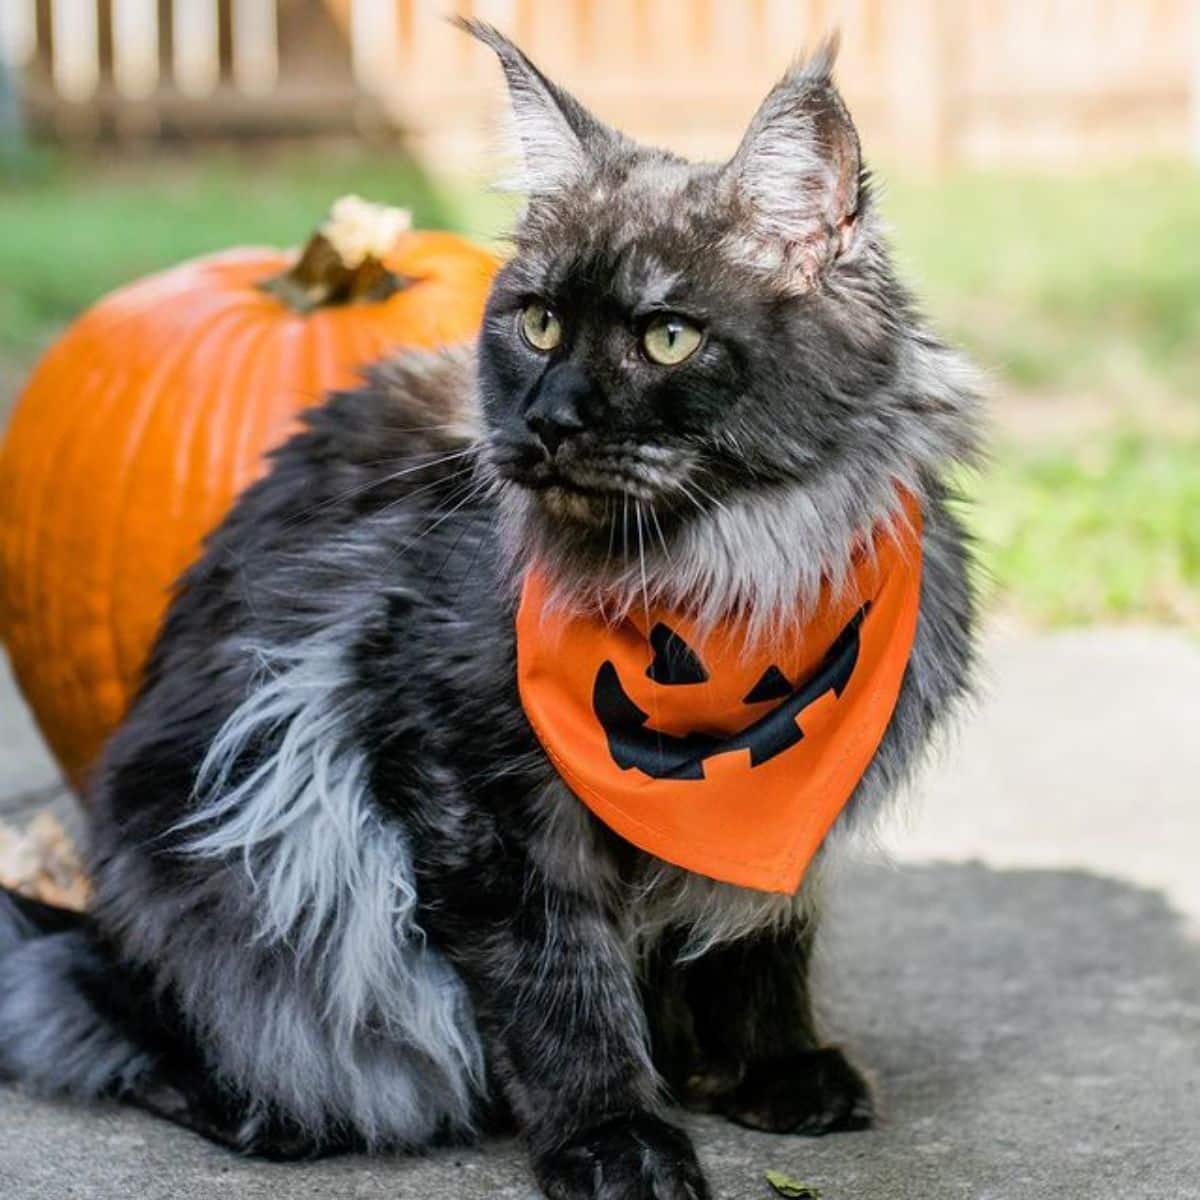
[885,625,1200,930]
[1,626,1198,1199]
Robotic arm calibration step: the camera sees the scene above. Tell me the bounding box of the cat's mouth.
[487,437,696,526]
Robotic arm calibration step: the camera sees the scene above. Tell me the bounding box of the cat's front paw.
[534,1112,711,1200]
[717,1047,874,1136]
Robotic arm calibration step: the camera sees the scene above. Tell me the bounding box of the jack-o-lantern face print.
[592,607,866,782]
[516,495,924,893]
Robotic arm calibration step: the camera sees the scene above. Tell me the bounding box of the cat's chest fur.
[350,538,807,955]
[530,775,811,955]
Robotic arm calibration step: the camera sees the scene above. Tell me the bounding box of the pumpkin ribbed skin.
[0,227,496,788]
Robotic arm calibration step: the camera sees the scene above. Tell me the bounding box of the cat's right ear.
[456,19,616,195]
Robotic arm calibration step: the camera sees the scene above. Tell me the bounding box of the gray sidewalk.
[1,627,1198,1199]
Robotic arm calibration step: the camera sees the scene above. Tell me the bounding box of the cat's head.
[465,22,981,628]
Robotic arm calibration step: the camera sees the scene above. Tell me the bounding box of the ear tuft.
[725,35,862,285]
[795,32,841,88]
[454,17,613,196]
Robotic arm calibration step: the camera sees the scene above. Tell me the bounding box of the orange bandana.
[516,495,923,894]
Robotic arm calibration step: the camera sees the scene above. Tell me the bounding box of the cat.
[0,22,981,1200]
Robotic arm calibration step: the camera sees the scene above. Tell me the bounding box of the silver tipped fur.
[163,630,486,1141]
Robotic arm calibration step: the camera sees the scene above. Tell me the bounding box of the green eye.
[642,314,703,365]
[520,302,563,352]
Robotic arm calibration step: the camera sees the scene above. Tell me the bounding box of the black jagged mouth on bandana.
[591,604,868,781]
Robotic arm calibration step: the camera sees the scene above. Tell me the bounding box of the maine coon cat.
[0,23,981,1200]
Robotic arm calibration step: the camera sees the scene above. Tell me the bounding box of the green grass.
[882,166,1200,399]
[972,431,1200,626]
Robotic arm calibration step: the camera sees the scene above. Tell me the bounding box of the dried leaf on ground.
[765,1170,821,1199]
[0,810,89,911]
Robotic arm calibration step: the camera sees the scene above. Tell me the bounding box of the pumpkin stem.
[258,195,413,313]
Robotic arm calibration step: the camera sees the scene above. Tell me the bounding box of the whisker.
[373,423,472,434]
[428,477,494,586]
[635,501,665,762]
[224,464,476,578]
[278,448,478,530]
[673,478,708,521]
[648,505,672,563]
[372,464,478,520]
[684,478,731,517]
[459,754,541,789]
[384,478,489,571]
[451,516,490,606]
[635,502,651,621]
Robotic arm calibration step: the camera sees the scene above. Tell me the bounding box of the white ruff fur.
[498,457,921,649]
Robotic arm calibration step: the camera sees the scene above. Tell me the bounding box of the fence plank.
[232,0,278,97]
[112,0,159,101]
[172,0,220,98]
[0,0,38,70]
[882,0,954,166]
[351,0,400,91]
[51,0,100,103]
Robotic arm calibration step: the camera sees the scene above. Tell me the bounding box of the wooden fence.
[2,0,1198,166]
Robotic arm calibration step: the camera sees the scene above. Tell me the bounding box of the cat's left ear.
[457,18,619,195]
[725,39,862,285]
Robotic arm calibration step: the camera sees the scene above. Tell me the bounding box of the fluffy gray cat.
[0,23,981,1200]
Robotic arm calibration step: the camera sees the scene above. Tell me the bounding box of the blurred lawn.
[885,167,1200,400]
[1,146,1197,628]
[975,433,1199,627]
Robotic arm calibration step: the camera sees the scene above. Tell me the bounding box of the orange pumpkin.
[0,197,497,790]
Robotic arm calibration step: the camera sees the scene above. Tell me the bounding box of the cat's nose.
[524,365,592,455]
[526,404,584,456]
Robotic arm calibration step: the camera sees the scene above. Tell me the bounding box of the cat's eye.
[520,302,563,352]
[641,314,703,365]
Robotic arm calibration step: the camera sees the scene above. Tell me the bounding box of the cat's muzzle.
[487,430,698,531]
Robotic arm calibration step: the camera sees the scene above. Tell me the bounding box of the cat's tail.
[0,886,157,1098]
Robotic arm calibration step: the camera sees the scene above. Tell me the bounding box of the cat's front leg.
[427,868,710,1200]
[645,922,873,1137]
